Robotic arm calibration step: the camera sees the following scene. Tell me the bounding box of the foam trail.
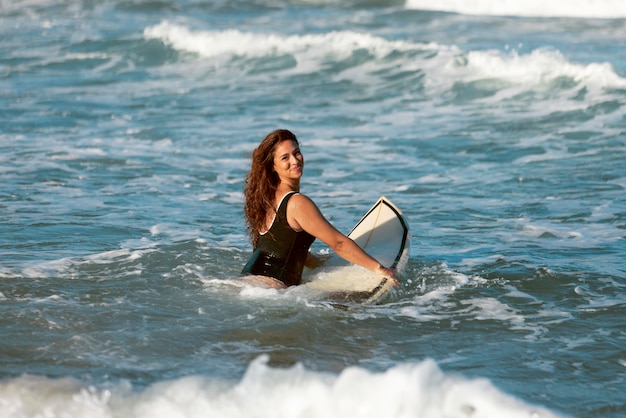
[406,0,626,18]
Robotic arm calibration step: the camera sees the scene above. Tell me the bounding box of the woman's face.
[273,140,304,182]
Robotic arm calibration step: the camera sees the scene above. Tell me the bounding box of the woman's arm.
[288,194,397,282]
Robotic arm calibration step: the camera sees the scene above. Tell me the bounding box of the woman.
[241,129,397,288]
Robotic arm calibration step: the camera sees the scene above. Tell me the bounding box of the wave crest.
[406,0,626,18]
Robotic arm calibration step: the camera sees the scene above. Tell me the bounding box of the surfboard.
[301,196,410,305]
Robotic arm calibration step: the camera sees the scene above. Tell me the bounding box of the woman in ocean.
[241,129,397,288]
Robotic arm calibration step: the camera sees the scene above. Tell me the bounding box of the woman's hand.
[375,264,399,286]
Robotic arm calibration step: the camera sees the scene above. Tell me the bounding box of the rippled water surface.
[1,1,625,417]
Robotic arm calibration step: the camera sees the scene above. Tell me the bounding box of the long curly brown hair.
[243,129,299,247]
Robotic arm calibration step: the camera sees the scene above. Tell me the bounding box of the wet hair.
[243,129,299,246]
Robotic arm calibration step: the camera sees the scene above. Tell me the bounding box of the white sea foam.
[399,263,477,321]
[406,0,626,18]
[462,297,526,326]
[465,48,625,89]
[0,355,564,418]
[142,21,437,80]
[426,47,626,105]
[144,21,421,62]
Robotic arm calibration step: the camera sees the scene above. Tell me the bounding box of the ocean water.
[1,0,625,417]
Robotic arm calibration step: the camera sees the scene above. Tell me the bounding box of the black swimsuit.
[241,192,316,286]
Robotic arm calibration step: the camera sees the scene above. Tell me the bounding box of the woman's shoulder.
[287,192,321,215]
[289,192,314,205]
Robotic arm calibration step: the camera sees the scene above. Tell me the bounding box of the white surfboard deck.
[301,196,410,305]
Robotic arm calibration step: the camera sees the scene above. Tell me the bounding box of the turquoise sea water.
[1,1,625,417]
